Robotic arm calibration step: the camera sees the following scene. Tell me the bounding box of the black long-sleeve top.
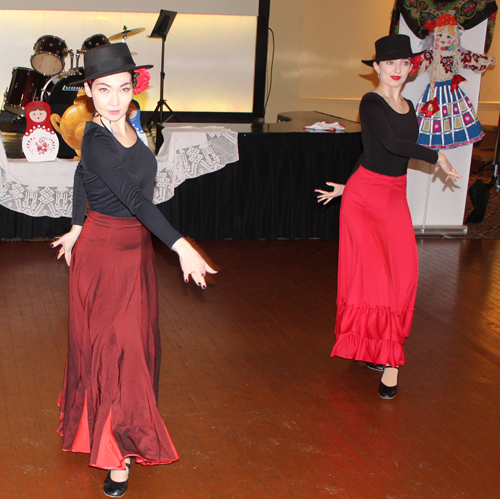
[354,92,439,177]
[72,121,182,249]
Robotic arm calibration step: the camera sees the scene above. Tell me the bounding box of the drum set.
[3,27,144,118]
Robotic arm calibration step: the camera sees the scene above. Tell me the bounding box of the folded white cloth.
[304,121,346,132]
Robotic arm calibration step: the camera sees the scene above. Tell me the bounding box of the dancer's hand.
[51,225,82,266]
[435,153,462,183]
[172,237,217,289]
[315,182,345,204]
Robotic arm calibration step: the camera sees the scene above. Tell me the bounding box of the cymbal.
[108,26,145,41]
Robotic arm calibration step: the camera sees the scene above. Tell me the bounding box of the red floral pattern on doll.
[416,49,494,77]
[461,50,491,72]
[441,56,454,73]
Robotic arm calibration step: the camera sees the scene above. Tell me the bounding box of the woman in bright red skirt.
[316,35,461,399]
[52,43,216,496]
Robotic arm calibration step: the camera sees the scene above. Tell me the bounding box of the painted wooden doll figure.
[413,13,496,150]
[128,100,148,147]
[22,101,59,162]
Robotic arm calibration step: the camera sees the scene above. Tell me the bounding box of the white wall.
[0,10,257,113]
[266,0,499,125]
[0,0,259,15]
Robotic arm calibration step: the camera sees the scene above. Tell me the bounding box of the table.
[1,114,362,240]
[0,126,239,239]
[156,117,362,240]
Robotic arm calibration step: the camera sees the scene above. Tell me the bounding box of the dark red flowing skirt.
[332,166,418,367]
[58,211,179,470]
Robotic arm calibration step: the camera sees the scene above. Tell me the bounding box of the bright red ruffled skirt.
[58,211,179,470]
[332,166,418,367]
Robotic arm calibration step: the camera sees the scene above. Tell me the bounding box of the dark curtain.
[157,132,363,241]
[0,208,71,240]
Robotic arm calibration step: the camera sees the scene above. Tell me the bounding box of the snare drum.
[31,35,68,75]
[41,72,86,116]
[81,34,110,52]
[3,67,48,116]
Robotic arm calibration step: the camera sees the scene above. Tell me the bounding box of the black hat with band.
[362,34,423,67]
[73,43,153,84]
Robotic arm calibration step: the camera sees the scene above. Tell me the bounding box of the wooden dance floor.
[1,238,499,499]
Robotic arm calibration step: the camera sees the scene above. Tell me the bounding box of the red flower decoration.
[424,18,436,33]
[133,68,150,95]
[421,97,440,117]
[410,54,423,73]
[451,74,466,91]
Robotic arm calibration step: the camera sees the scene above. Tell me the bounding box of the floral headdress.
[420,13,464,117]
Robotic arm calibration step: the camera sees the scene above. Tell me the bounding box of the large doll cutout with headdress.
[22,101,59,162]
[412,13,496,150]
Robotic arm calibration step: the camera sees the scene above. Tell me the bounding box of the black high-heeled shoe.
[366,362,384,371]
[103,462,130,497]
[378,366,399,399]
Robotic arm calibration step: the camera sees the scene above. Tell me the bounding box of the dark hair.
[130,71,137,88]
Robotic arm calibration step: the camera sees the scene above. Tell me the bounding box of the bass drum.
[3,67,48,116]
[81,34,110,52]
[41,72,89,158]
[41,72,86,117]
[31,35,68,76]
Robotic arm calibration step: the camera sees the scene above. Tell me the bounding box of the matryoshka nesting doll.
[22,101,59,162]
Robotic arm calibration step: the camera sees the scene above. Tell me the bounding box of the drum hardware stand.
[70,49,84,76]
[67,49,75,74]
[2,88,25,122]
[76,50,85,74]
[146,10,179,152]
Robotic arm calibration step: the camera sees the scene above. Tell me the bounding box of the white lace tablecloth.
[0,126,239,218]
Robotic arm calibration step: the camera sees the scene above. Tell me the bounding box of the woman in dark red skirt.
[316,35,461,399]
[52,43,216,497]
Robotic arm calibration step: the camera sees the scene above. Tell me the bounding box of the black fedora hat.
[362,34,423,66]
[73,43,153,84]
